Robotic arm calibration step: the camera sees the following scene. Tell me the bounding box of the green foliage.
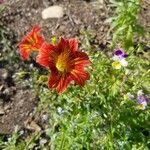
[0,127,24,150]
[0,127,42,150]
[108,0,146,50]
[37,48,150,149]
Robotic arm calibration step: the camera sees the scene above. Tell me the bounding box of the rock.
[24,118,41,132]
[0,85,5,92]
[0,69,9,80]
[41,113,48,123]
[42,6,64,19]
[40,138,47,145]
[0,106,5,115]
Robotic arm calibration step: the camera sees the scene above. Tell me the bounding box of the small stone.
[4,105,11,111]
[0,106,5,115]
[42,6,64,19]
[40,138,47,145]
[41,114,48,123]
[0,69,8,80]
[24,119,41,132]
[19,129,24,136]
[0,85,5,92]
[3,88,9,95]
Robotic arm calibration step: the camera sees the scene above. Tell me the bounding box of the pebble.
[25,119,41,132]
[0,106,5,115]
[40,138,47,145]
[42,5,64,19]
[0,85,5,92]
[0,69,8,80]
[41,114,48,123]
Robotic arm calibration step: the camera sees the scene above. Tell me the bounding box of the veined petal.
[19,26,44,60]
[57,38,69,54]
[71,69,90,86]
[32,26,41,33]
[36,43,56,68]
[19,48,30,60]
[73,51,91,67]
[69,38,78,52]
[48,72,72,94]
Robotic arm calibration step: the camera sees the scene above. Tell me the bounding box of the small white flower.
[127,92,134,100]
[57,107,64,115]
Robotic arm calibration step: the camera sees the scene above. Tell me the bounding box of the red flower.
[36,38,91,94]
[19,26,44,60]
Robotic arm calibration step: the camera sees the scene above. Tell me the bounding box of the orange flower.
[19,26,44,60]
[36,38,91,94]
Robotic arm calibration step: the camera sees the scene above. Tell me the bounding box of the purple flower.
[136,91,148,109]
[137,95,148,105]
[114,49,128,59]
[112,49,128,69]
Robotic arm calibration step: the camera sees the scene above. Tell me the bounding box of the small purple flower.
[112,49,128,69]
[137,95,148,106]
[114,49,128,59]
[136,91,148,109]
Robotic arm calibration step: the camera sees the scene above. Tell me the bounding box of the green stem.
[60,132,66,150]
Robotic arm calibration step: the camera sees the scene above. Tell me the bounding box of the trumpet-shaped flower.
[36,38,91,94]
[19,26,44,60]
[112,49,128,69]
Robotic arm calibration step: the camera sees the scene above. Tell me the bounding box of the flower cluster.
[126,90,148,110]
[112,49,128,69]
[19,26,91,94]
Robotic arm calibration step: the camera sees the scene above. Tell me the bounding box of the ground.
[0,0,149,135]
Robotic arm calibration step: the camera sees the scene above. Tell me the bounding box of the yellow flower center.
[112,61,122,69]
[56,51,70,73]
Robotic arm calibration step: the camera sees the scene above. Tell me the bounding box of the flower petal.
[36,43,56,68]
[69,51,91,70]
[19,26,44,60]
[69,38,78,52]
[115,49,123,56]
[48,72,72,94]
[112,61,122,69]
[112,55,120,61]
[71,69,90,86]
[120,59,128,67]
[57,38,69,54]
